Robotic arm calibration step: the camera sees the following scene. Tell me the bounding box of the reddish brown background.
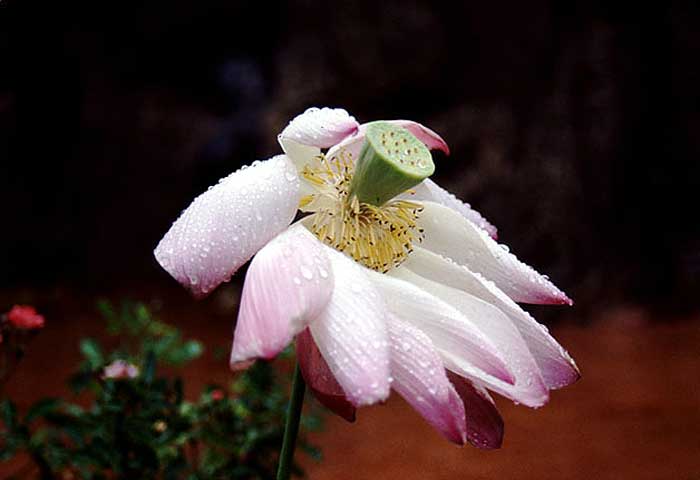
[1,290,698,479]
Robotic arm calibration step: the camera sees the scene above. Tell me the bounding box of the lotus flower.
[154,107,579,448]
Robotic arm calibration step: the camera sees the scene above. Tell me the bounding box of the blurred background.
[1,1,699,478]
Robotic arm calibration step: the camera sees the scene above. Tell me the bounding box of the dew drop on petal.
[300,265,314,280]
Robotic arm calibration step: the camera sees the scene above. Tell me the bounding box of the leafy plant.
[0,301,322,479]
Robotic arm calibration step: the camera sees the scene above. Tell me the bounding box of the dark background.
[2,0,700,317]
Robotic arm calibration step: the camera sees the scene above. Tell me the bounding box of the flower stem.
[277,360,306,480]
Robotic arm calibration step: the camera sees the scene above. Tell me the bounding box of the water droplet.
[293,277,301,285]
[300,265,314,280]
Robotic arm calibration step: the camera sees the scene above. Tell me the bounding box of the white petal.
[309,247,391,407]
[388,315,467,445]
[393,268,548,408]
[278,107,359,168]
[367,270,514,385]
[402,247,580,389]
[416,201,572,305]
[154,155,300,298]
[279,140,321,174]
[230,226,334,365]
[401,179,497,238]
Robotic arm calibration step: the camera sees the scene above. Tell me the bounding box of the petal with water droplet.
[393,268,549,408]
[447,372,504,449]
[278,107,359,170]
[309,247,391,407]
[388,315,467,445]
[400,179,497,238]
[230,225,333,365]
[402,248,580,390]
[417,201,572,305]
[154,155,300,298]
[296,328,356,422]
[279,107,359,149]
[368,270,515,386]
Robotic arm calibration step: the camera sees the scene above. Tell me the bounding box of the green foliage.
[0,301,322,479]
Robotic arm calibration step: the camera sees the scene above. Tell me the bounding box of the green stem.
[276,361,306,480]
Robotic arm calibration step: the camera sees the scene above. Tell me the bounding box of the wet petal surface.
[417,201,572,305]
[403,179,497,238]
[369,270,514,386]
[230,225,334,365]
[402,248,580,389]
[388,315,467,445]
[394,268,549,408]
[309,247,391,407]
[154,155,300,298]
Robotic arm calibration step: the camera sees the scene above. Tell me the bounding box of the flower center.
[300,152,424,273]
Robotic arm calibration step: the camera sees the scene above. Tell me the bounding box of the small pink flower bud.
[102,359,140,379]
[7,305,45,330]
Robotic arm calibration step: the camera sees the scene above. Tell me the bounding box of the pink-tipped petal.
[154,155,300,298]
[417,201,572,305]
[368,271,515,386]
[279,107,359,151]
[403,248,580,390]
[448,372,504,449]
[386,120,450,155]
[296,329,356,422]
[402,179,497,238]
[394,268,549,408]
[325,129,365,162]
[388,315,467,445]
[230,225,334,365]
[326,120,449,163]
[309,247,391,407]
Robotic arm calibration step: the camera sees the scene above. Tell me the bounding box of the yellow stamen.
[300,152,423,272]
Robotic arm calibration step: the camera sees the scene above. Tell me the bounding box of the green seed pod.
[350,121,435,206]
